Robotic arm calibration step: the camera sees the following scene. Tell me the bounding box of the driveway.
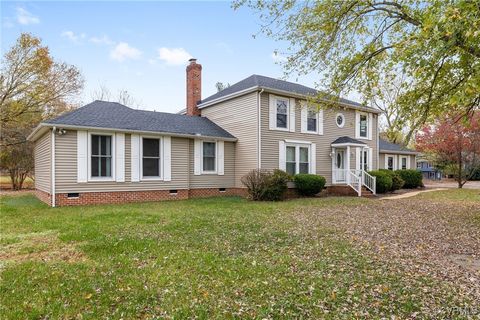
[423,179,480,189]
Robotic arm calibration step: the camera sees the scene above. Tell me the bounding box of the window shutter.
[300,103,307,133]
[194,139,201,175]
[163,136,171,181]
[115,133,125,182]
[278,140,286,170]
[289,98,296,132]
[269,94,276,130]
[368,113,373,140]
[318,110,324,135]
[310,143,316,174]
[77,131,87,183]
[356,147,361,171]
[131,134,140,182]
[355,111,360,138]
[217,140,224,175]
[406,156,410,169]
[368,148,373,171]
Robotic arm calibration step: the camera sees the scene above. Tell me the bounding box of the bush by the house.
[368,170,393,194]
[241,169,289,201]
[395,169,423,188]
[379,169,404,191]
[294,174,326,196]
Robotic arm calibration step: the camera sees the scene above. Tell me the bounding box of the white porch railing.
[333,169,376,196]
[362,171,376,194]
[347,170,362,196]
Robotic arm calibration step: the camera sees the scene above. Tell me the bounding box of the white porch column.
[331,147,336,184]
[346,146,351,184]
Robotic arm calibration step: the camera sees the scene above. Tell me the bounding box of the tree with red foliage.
[416,114,480,188]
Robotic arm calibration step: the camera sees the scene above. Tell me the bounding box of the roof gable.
[200,74,378,112]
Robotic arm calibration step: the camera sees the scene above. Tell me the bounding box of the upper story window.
[91,135,112,177]
[359,114,368,138]
[276,99,289,129]
[307,110,317,132]
[142,138,161,177]
[202,141,216,172]
[336,113,345,128]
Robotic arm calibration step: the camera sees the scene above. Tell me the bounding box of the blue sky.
[1,1,331,113]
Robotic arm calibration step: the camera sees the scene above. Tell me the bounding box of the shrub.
[395,169,423,188]
[368,170,392,194]
[294,174,326,196]
[241,169,289,201]
[379,169,404,191]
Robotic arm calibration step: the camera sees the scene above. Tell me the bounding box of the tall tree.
[0,33,83,189]
[234,0,480,143]
[416,113,480,188]
[215,82,231,92]
[90,85,139,107]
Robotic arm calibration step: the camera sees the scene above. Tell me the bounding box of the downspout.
[376,115,379,170]
[51,127,56,207]
[257,89,264,169]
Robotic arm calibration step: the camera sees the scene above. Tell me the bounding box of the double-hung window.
[359,114,368,138]
[142,138,161,178]
[276,99,288,129]
[307,110,317,132]
[401,156,407,170]
[91,135,112,178]
[285,144,310,175]
[387,156,394,171]
[202,141,216,173]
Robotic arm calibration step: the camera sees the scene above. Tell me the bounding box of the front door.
[334,149,345,182]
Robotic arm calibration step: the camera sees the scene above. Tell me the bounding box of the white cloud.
[110,42,142,62]
[16,7,39,25]
[61,31,86,43]
[271,52,287,63]
[157,47,192,66]
[90,35,114,46]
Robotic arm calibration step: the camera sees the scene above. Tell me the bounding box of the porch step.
[361,187,376,198]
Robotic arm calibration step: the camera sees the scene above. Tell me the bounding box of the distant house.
[29,59,400,207]
[416,156,442,180]
[378,139,419,171]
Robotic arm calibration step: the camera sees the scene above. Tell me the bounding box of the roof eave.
[27,123,50,142]
[379,149,418,155]
[34,123,238,142]
[198,85,381,114]
[332,142,367,147]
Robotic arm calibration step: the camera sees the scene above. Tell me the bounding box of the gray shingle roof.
[331,136,367,145]
[44,101,236,139]
[200,74,375,111]
[379,138,418,154]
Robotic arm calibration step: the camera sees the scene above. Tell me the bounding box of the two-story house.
[28,59,383,206]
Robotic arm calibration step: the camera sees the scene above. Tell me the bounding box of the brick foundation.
[325,185,359,196]
[35,189,52,206]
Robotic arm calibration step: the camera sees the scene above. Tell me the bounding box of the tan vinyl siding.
[189,140,235,189]
[55,130,189,193]
[379,153,386,169]
[34,131,51,193]
[260,93,378,185]
[201,92,258,187]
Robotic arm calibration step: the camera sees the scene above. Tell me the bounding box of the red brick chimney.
[186,58,202,116]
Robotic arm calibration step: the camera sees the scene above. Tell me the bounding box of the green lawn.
[0,191,478,319]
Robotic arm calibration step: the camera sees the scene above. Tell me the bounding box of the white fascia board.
[30,123,238,142]
[379,149,419,155]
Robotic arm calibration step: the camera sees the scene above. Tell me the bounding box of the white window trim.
[201,140,218,174]
[274,96,290,131]
[87,131,116,182]
[356,111,370,140]
[385,154,396,170]
[140,135,164,181]
[400,155,409,170]
[301,102,324,135]
[284,141,312,175]
[336,113,345,128]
